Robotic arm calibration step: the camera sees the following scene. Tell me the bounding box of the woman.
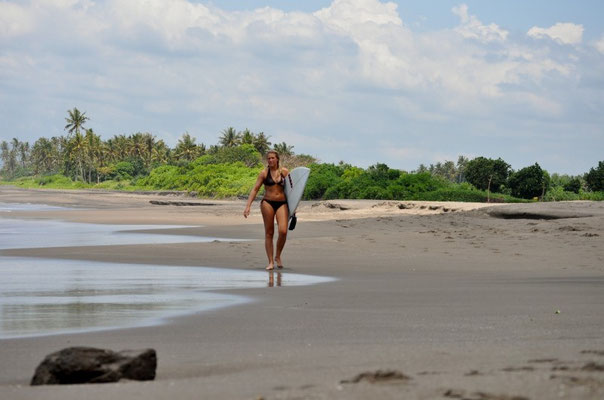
[243,151,290,270]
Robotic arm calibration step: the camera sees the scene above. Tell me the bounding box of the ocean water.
[0,202,334,338]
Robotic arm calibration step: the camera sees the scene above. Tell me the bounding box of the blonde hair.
[266,150,280,168]
[266,150,282,176]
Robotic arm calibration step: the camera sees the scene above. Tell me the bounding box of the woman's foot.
[275,258,284,269]
[265,263,274,270]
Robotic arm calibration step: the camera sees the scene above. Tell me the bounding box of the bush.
[581,191,604,201]
[138,165,189,190]
[465,157,510,192]
[137,161,261,198]
[585,161,604,192]
[508,163,550,199]
[543,186,581,202]
[393,172,447,197]
[198,144,262,168]
[303,166,453,201]
[36,174,73,187]
[563,177,582,194]
[113,161,135,180]
[367,163,399,185]
[303,163,345,199]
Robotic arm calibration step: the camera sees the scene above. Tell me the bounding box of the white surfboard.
[284,167,310,219]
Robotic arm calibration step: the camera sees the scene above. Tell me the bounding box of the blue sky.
[1,0,603,174]
[209,0,604,38]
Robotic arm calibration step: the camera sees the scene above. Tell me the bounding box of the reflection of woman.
[243,151,289,270]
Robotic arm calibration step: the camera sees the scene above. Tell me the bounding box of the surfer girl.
[243,151,289,270]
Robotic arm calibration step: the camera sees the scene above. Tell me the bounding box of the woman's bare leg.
[274,204,289,268]
[260,200,276,270]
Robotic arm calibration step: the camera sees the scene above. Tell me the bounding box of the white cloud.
[595,35,604,54]
[452,4,508,43]
[106,0,217,45]
[315,0,402,33]
[0,2,35,38]
[0,0,602,174]
[0,0,581,112]
[527,22,584,45]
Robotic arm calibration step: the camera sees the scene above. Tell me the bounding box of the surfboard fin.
[288,214,297,231]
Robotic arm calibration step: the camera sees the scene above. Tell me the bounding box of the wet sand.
[1,187,603,399]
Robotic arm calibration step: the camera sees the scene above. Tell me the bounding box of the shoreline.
[0,255,335,340]
[1,187,603,399]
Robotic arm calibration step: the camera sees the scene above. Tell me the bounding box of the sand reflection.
[268,271,282,287]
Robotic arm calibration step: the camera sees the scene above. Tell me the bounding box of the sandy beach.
[1,186,603,399]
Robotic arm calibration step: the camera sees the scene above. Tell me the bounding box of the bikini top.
[264,168,285,187]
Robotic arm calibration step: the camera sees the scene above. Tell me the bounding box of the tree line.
[1,107,603,201]
[0,108,310,185]
[414,156,603,200]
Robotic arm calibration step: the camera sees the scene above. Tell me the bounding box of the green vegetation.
[1,107,603,202]
[304,163,522,202]
[508,163,550,199]
[464,157,511,193]
[585,161,604,192]
[139,160,262,197]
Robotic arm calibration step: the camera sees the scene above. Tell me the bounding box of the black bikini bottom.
[262,199,287,212]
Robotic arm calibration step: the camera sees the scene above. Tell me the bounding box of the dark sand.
[1,187,603,399]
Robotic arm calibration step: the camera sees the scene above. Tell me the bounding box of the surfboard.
[284,167,310,220]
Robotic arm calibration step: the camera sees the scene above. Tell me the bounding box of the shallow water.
[0,202,335,339]
[0,257,333,339]
[0,200,238,250]
[0,202,72,212]
[0,218,234,250]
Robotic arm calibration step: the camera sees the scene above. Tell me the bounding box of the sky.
[1,0,603,175]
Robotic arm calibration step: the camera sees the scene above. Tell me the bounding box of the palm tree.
[129,133,146,160]
[219,127,241,147]
[415,164,429,173]
[107,134,129,162]
[53,136,68,170]
[1,141,9,166]
[11,138,21,168]
[105,138,117,163]
[84,128,102,183]
[66,131,87,181]
[18,141,30,169]
[456,155,469,183]
[151,140,171,165]
[2,139,21,177]
[253,132,271,154]
[31,137,55,174]
[142,132,156,169]
[0,140,17,177]
[240,129,254,145]
[64,108,89,137]
[174,133,200,162]
[273,142,294,156]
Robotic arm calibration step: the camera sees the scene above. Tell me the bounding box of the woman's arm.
[243,170,265,218]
